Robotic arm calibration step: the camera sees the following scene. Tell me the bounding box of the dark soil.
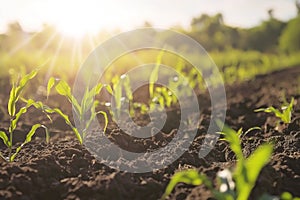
[0,66,299,200]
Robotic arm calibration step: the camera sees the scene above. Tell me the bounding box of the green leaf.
[123,75,133,101]
[93,83,104,95]
[236,144,273,200]
[81,83,103,115]
[0,131,10,147]
[113,78,122,110]
[161,170,208,200]
[36,100,82,144]
[8,69,38,117]
[255,107,282,117]
[41,125,50,144]
[10,98,48,133]
[47,77,56,98]
[8,84,16,117]
[14,69,38,101]
[81,86,91,116]
[149,51,164,98]
[245,144,273,184]
[71,96,82,119]
[83,109,108,138]
[282,97,294,123]
[55,80,72,98]
[54,80,81,118]
[24,99,53,122]
[217,121,243,160]
[243,127,261,136]
[255,97,294,124]
[97,111,108,133]
[105,84,113,95]
[25,124,41,143]
[10,106,27,133]
[18,69,38,89]
[175,57,185,72]
[53,108,71,123]
[10,124,41,161]
[52,108,82,144]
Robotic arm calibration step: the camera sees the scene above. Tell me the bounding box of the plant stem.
[8,119,13,161]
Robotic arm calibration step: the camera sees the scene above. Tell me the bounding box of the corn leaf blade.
[217,121,243,160]
[10,124,41,161]
[149,51,164,98]
[47,77,56,98]
[161,170,206,200]
[236,144,273,200]
[55,80,72,98]
[0,131,10,147]
[8,85,16,117]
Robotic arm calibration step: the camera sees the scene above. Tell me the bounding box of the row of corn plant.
[0,52,201,161]
[0,68,115,161]
[0,54,296,164]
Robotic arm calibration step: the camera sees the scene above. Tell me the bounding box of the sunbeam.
[36,30,60,58]
[9,31,40,55]
[44,35,65,83]
[70,40,79,74]
[77,40,83,66]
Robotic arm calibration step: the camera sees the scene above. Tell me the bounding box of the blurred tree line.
[185,1,300,53]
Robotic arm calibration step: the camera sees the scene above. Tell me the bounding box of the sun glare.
[57,19,98,39]
[51,0,111,39]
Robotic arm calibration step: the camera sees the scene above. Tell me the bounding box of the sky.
[0,0,297,36]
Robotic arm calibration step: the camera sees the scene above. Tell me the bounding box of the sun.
[51,0,109,39]
[56,18,99,39]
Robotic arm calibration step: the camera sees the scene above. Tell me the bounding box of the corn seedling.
[111,74,133,118]
[161,123,273,200]
[218,123,273,200]
[132,102,149,114]
[148,51,180,111]
[0,69,49,162]
[160,169,214,200]
[255,97,294,124]
[47,78,112,144]
[150,86,177,111]
[219,126,261,140]
[149,51,164,99]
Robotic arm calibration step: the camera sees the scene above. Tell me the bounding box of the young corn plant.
[151,86,177,110]
[219,126,261,140]
[0,69,49,162]
[148,51,178,111]
[255,97,294,124]
[160,169,214,200]
[47,78,112,144]
[149,51,164,100]
[218,123,273,200]
[161,123,273,200]
[111,74,133,118]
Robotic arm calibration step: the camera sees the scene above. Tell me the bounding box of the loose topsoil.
[0,66,299,200]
